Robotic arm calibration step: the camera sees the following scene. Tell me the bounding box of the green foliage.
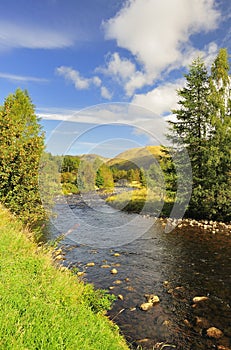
[0,89,46,227]
[82,284,116,314]
[61,155,80,173]
[95,163,114,190]
[77,159,96,192]
[165,48,231,221]
[139,168,147,187]
[0,205,129,350]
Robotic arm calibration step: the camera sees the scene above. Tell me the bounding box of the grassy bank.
[0,205,129,350]
[107,188,173,217]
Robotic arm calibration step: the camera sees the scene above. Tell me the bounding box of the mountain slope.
[108,145,162,170]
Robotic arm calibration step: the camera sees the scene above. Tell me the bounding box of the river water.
[49,194,231,350]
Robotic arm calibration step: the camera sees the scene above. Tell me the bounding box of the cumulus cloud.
[98,52,136,80]
[132,79,185,115]
[104,0,220,73]
[0,21,74,50]
[103,0,220,94]
[56,66,101,90]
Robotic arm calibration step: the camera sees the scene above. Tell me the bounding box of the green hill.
[108,145,163,170]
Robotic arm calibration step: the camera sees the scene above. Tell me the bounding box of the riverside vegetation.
[0,90,129,349]
[0,205,129,350]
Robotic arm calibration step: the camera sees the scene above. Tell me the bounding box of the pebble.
[193,296,209,303]
[77,271,85,277]
[110,268,118,274]
[140,302,153,311]
[118,294,124,300]
[113,280,122,285]
[114,253,120,257]
[100,264,110,268]
[55,255,65,261]
[206,327,223,339]
[145,294,160,304]
[86,262,95,267]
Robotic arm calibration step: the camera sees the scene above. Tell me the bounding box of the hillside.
[107,145,163,170]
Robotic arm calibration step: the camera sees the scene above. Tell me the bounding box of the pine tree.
[168,58,210,217]
[0,89,46,226]
[164,50,231,221]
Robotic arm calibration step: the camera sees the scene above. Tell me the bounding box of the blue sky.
[0,0,230,157]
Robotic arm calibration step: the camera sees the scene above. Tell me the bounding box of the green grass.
[0,205,129,350]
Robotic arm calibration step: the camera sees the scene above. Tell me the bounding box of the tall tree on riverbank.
[165,49,231,221]
[206,48,231,220]
[0,89,46,227]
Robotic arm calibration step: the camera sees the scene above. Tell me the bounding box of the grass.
[107,188,174,217]
[0,205,129,350]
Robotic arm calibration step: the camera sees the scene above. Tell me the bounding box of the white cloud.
[132,79,185,115]
[0,21,74,50]
[101,86,113,99]
[103,0,221,93]
[56,66,101,90]
[98,52,136,80]
[0,72,48,83]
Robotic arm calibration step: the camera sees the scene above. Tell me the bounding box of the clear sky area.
[0,0,230,157]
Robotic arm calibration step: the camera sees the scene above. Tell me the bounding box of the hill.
[107,145,163,170]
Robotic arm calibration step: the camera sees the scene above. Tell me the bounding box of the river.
[49,194,231,350]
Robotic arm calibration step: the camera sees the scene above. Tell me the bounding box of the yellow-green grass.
[107,145,163,170]
[107,188,173,216]
[0,205,129,350]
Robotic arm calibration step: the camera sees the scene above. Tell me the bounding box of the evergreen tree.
[0,89,46,226]
[95,164,114,190]
[165,49,231,221]
[168,58,210,216]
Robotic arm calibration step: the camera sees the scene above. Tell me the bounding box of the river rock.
[114,253,120,257]
[110,268,118,274]
[77,271,85,277]
[118,294,124,300]
[113,279,122,284]
[100,264,110,268]
[145,294,160,304]
[206,327,223,339]
[55,254,65,261]
[86,262,95,267]
[140,302,153,311]
[193,296,209,303]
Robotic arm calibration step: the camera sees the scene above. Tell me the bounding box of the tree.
[206,48,231,220]
[168,58,210,216]
[0,89,46,227]
[95,164,114,190]
[165,49,231,221]
[77,160,95,192]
